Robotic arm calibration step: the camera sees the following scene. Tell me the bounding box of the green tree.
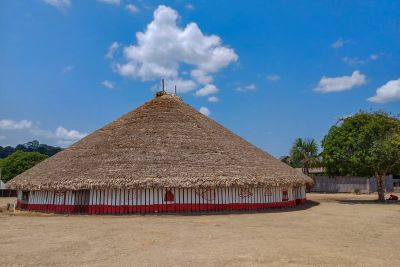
[0,151,48,183]
[289,138,320,173]
[0,146,15,158]
[322,111,400,201]
[0,140,62,159]
[15,140,62,157]
[279,155,293,166]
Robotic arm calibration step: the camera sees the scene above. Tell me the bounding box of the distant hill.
[0,140,62,159]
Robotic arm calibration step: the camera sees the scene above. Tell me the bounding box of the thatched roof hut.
[8,93,312,191]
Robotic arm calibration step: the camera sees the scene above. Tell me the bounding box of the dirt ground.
[0,193,399,267]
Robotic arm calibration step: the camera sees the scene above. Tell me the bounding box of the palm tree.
[279,155,292,165]
[289,138,320,175]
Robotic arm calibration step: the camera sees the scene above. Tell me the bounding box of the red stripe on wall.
[20,199,307,214]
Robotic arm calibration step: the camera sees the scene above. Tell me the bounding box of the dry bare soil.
[1,193,399,267]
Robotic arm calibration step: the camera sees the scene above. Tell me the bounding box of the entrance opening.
[282,189,289,201]
[20,191,30,209]
[74,190,90,213]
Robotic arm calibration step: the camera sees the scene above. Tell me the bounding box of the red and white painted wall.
[16,186,307,214]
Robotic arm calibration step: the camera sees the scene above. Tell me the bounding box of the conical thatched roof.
[8,93,312,191]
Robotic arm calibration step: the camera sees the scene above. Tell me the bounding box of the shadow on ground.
[337,199,400,205]
[2,200,321,217]
[157,200,321,216]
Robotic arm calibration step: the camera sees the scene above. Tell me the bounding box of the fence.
[311,175,394,193]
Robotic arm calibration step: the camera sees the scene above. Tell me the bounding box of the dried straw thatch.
[8,94,313,190]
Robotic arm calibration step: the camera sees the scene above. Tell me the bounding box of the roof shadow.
[150,200,321,217]
[337,199,400,205]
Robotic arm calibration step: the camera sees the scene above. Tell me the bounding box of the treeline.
[0,140,62,183]
[0,140,62,158]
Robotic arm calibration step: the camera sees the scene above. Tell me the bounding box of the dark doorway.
[74,190,90,213]
[20,191,30,209]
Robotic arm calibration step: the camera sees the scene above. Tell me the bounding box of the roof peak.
[155,90,181,100]
[156,79,179,98]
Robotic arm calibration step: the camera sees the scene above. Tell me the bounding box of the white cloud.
[61,65,74,73]
[370,54,380,60]
[266,74,280,81]
[368,78,400,103]
[125,4,139,14]
[199,107,210,116]
[161,78,197,93]
[237,83,256,92]
[342,57,367,65]
[191,69,212,84]
[185,4,195,10]
[106,42,119,59]
[343,53,383,65]
[369,52,383,61]
[314,71,366,93]
[55,127,87,142]
[0,118,87,147]
[114,5,238,89]
[101,80,115,89]
[31,126,87,145]
[195,84,218,97]
[29,128,54,139]
[42,0,70,9]
[0,120,32,130]
[97,0,120,5]
[208,96,219,103]
[331,38,349,49]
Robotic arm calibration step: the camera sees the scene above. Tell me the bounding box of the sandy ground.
[0,193,399,267]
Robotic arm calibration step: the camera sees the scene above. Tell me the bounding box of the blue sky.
[0,0,399,157]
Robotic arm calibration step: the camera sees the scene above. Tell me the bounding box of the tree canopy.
[0,151,48,183]
[0,140,62,159]
[322,111,400,176]
[322,111,400,201]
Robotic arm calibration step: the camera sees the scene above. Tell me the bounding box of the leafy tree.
[0,146,16,158]
[288,138,320,173]
[280,155,303,168]
[279,155,293,166]
[0,151,48,183]
[322,111,400,201]
[36,143,62,157]
[16,140,40,151]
